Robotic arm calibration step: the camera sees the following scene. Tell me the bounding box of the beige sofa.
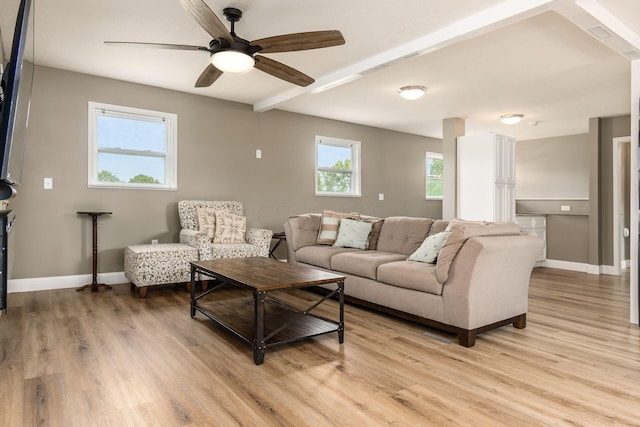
[284,214,543,347]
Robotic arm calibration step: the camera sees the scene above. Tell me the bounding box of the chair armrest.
[246,228,273,257]
[179,229,209,248]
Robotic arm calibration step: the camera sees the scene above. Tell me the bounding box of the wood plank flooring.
[1,267,639,426]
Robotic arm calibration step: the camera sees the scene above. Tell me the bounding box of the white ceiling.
[1,0,639,140]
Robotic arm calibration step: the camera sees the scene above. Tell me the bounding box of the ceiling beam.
[253,0,554,113]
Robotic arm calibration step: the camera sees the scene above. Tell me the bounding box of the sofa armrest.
[284,214,321,252]
[442,235,543,330]
[246,228,273,258]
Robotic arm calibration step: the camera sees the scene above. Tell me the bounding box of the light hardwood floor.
[1,267,639,426]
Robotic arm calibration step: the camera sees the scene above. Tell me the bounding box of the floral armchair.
[178,200,272,261]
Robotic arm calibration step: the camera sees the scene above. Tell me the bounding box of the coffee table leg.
[253,290,266,365]
[338,280,345,344]
[190,265,196,318]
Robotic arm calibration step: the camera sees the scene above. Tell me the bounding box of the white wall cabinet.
[457,133,516,222]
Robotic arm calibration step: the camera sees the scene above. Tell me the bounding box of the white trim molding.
[542,259,613,275]
[8,272,127,293]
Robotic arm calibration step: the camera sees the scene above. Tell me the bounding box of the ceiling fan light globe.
[211,50,255,74]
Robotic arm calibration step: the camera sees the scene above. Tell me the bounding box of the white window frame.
[426,151,443,200]
[88,102,177,190]
[315,135,361,197]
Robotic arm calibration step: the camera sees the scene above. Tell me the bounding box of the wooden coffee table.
[189,257,345,365]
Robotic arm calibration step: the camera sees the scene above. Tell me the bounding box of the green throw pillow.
[333,218,373,250]
[408,231,450,263]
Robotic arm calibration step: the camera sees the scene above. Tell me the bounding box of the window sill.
[315,192,362,198]
[88,183,178,191]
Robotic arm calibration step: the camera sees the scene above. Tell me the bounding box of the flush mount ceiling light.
[210,50,255,74]
[499,114,524,125]
[398,85,427,100]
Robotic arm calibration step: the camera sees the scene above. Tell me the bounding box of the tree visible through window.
[426,152,443,199]
[316,136,361,196]
[88,102,177,189]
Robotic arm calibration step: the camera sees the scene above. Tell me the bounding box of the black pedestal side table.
[76,211,112,292]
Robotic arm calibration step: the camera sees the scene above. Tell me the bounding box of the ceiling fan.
[105,0,345,88]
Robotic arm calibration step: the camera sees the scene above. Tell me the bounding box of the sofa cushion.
[428,219,449,236]
[296,245,360,269]
[377,261,444,295]
[376,216,434,255]
[287,213,321,251]
[330,251,407,280]
[206,243,262,260]
[408,231,449,263]
[436,221,526,284]
[445,218,487,231]
[333,218,373,249]
[317,210,360,245]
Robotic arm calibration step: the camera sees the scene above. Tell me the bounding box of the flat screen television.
[0,0,34,200]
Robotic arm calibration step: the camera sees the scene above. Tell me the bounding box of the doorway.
[613,136,631,275]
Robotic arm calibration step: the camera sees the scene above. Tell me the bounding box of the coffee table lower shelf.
[194,290,342,364]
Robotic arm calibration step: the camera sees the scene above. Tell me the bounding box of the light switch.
[379,193,384,201]
[44,177,53,190]
[256,149,262,159]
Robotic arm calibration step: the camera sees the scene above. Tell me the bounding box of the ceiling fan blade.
[179,0,232,41]
[251,30,345,53]
[104,41,208,51]
[195,63,223,87]
[254,55,314,87]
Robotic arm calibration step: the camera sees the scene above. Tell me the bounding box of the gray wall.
[516,134,589,199]
[9,66,442,279]
[516,134,591,263]
[515,116,631,267]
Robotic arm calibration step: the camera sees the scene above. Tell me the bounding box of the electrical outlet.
[43,177,53,190]
[256,149,262,159]
[151,239,158,245]
[561,205,571,211]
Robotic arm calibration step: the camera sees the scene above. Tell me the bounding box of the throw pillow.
[333,218,373,250]
[408,231,449,264]
[213,211,246,244]
[317,210,360,245]
[196,207,217,241]
[358,214,384,250]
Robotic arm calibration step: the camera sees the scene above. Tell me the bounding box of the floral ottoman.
[124,243,199,298]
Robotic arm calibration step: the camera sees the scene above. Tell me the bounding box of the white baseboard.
[542,260,621,276]
[5,257,620,294]
[600,265,620,276]
[8,272,127,293]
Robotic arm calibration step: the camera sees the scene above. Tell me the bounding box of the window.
[426,152,443,199]
[315,136,361,197]
[88,102,177,190]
